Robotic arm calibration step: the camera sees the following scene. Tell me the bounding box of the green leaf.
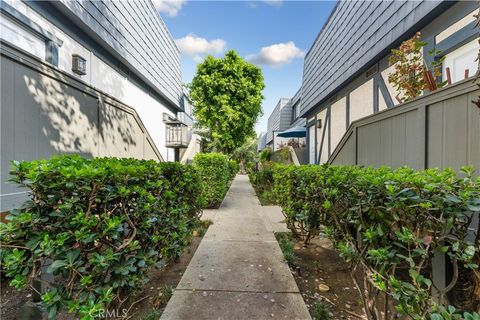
[47,260,67,273]
[47,305,57,320]
[467,204,480,212]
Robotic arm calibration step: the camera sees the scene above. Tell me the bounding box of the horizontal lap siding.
[266,99,290,144]
[56,0,182,107]
[301,0,442,115]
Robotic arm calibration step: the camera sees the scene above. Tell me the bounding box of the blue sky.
[158,0,336,134]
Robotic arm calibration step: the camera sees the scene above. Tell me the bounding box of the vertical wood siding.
[0,49,162,212]
[329,79,480,172]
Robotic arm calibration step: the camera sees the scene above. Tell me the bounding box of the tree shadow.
[1,55,141,211]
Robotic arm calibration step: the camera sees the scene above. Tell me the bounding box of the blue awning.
[277,126,306,138]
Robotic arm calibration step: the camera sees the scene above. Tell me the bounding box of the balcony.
[165,120,191,148]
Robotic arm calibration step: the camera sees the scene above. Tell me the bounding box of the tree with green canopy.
[231,136,258,173]
[188,50,265,154]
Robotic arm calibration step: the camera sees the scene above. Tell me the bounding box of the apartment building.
[0,0,196,211]
[301,1,478,164]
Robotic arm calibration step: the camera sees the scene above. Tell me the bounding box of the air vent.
[365,64,378,78]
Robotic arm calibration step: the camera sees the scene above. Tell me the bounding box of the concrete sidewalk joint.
[161,175,311,320]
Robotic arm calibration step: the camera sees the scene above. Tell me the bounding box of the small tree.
[231,137,258,173]
[388,32,445,102]
[189,50,265,154]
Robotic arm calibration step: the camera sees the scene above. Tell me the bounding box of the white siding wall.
[2,0,176,161]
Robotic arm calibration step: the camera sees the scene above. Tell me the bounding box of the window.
[0,2,62,65]
[0,14,45,60]
[291,101,300,123]
[442,38,479,83]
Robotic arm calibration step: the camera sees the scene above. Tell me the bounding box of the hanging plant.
[388,32,446,103]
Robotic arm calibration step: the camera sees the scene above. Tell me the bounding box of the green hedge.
[193,153,230,208]
[0,155,203,319]
[248,162,276,205]
[273,164,480,318]
[228,160,240,180]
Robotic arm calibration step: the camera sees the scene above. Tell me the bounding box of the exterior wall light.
[72,54,87,75]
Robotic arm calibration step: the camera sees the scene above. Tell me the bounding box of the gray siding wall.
[51,0,182,107]
[257,133,267,151]
[301,0,444,115]
[285,88,304,125]
[304,1,478,165]
[266,98,290,144]
[329,79,480,172]
[1,44,162,212]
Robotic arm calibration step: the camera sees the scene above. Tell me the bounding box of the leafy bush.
[273,164,480,318]
[193,153,230,208]
[275,232,296,266]
[388,32,445,102]
[259,148,273,162]
[0,155,203,319]
[249,162,276,205]
[311,301,330,320]
[228,160,240,179]
[273,165,325,241]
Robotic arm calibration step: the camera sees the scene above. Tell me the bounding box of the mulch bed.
[282,234,367,319]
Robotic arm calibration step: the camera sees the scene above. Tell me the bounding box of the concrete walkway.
[161,175,311,320]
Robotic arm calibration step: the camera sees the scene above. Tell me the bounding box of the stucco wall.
[330,97,347,152]
[349,79,374,123]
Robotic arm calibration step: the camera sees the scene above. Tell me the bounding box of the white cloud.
[246,42,304,67]
[153,0,186,17]
[175,34,226,56]
[263,0,282,7]
[193,55,204,63]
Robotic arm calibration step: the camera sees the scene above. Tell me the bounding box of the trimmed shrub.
[193,153,230,208]
[228,160,240,180]
[273,165,325,240]
[0,155,203,319]
[249,162,276,205]
[273,164,480,318]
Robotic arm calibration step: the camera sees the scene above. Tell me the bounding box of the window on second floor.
[0,14,46,60]
[442,38,479,84]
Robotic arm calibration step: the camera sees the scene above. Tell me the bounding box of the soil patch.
[0,279,34,320]
[126,232,205,319]
[276,233,367,319]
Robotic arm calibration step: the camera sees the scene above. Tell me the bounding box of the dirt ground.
[0,279,35,320]
[128,234,204,319]
[288,236,367,319]
[0,227,207,320]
